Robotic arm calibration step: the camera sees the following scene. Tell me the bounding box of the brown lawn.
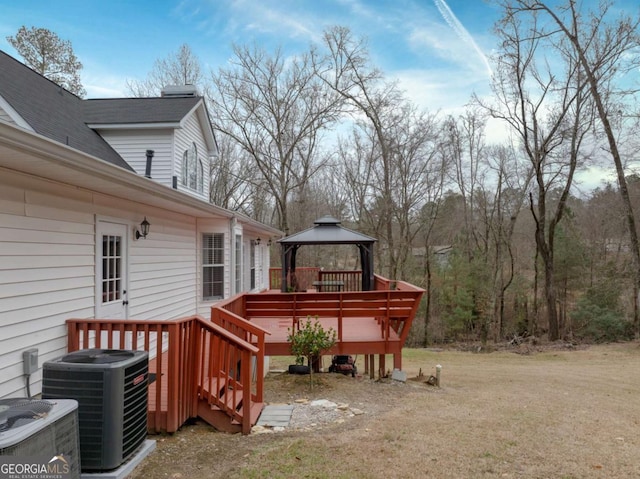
[129,341,640,479]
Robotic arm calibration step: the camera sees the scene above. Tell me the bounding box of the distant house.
[0,50,281,399]
[412,245,453,268]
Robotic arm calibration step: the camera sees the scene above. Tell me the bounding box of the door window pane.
[102,234,122,303]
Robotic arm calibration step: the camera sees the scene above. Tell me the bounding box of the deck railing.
[66,317,196,433]
[244,283,423,346]
[211,296,271,402]
[269,267,363,291]
[192,316,258,435]
[66,315,262,434]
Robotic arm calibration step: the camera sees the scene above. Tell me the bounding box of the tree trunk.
[536,0,640,337]
[423,252,432,347]
[543,254,559,340]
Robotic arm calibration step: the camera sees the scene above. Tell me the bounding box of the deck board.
[251,316,396,342]
[250,316,401,356]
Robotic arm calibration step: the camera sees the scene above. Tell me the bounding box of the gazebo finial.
[314,215,341,226]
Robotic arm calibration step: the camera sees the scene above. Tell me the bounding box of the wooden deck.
[67,315,264,435]
[65,273,424,435]
[251,316,401,355]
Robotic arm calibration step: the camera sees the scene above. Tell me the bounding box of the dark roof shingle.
[0,50,134,171]
[83,97,201,125]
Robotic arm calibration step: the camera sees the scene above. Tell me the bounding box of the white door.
[96,221,128,319]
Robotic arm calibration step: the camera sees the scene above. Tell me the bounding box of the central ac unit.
[0,398,80,479]
[42,348,149,471]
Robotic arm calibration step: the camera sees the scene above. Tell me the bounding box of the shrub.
[570,298,633,343]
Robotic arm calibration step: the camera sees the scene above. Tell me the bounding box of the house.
[0,50,281,400]
[412,245,453,268]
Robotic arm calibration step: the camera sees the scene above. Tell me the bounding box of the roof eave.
[0,94,34,131]
[190,99,217,155]
[0,121,281,235]
[87,122,181,129]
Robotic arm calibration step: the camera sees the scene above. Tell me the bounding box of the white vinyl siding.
[0,169,199,399]
[175,114,210,202]
[129,218,197,319]
[98,129,174,187]
[0,179,95,399]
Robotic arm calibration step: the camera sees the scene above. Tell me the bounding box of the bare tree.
[127,44,204,97]
[387,104,441,278]
[315,26,416,278]
[209,44,343,233]
[442,110,489,262]
[440,109,533,342]
[485,144,533,338]
[209,132,261,213]
[480,4,596,340]
[507,0,640,336]
[7,26,85,97]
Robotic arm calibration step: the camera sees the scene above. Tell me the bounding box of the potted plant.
[287,316,337,387]
[288,355,309,375]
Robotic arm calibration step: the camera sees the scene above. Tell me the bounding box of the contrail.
[433,0,493,77]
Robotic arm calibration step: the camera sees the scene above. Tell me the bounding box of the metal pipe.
[145,149,154,178]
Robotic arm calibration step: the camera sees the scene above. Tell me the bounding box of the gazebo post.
[280,245,289,292]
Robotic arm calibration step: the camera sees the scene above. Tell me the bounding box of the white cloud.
[223,0,320,42]
[433,0,492,76]
[83,71,130,98]
[393,68,488,112]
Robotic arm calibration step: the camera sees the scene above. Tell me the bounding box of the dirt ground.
[128,342,640,479]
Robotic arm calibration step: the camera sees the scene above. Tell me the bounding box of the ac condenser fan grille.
[60,349,135,364]
[0,399,54,432]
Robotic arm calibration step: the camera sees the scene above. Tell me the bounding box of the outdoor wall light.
[267,238,272,247]
[135,217,151,240]
[255,237,261,245]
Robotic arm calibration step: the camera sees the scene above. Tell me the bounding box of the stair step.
[233,401,264,426]
[255,404,293,427]
[198,400,264,434]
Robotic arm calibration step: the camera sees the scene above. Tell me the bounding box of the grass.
[130,342,640,479]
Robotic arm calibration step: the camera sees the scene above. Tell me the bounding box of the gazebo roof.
[278,216,376,245]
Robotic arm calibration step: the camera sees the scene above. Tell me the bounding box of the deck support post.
[379,354,386,378]
[393,353,401,371]
[368,355,375,379]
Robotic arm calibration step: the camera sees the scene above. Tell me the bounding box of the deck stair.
[197,377,264,434]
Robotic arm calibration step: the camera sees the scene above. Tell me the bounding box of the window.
[182,143,204,193]
[102,234,122,303]
[203,233,224,300]
[250,240,256,289]
[234,234,242,294]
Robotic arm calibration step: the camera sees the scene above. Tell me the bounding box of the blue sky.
[0,0,636,187]
[0,0,503,114]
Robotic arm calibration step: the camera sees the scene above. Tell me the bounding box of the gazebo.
[278,216,377,292]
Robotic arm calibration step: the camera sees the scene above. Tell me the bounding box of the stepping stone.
[256,404,295,427]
